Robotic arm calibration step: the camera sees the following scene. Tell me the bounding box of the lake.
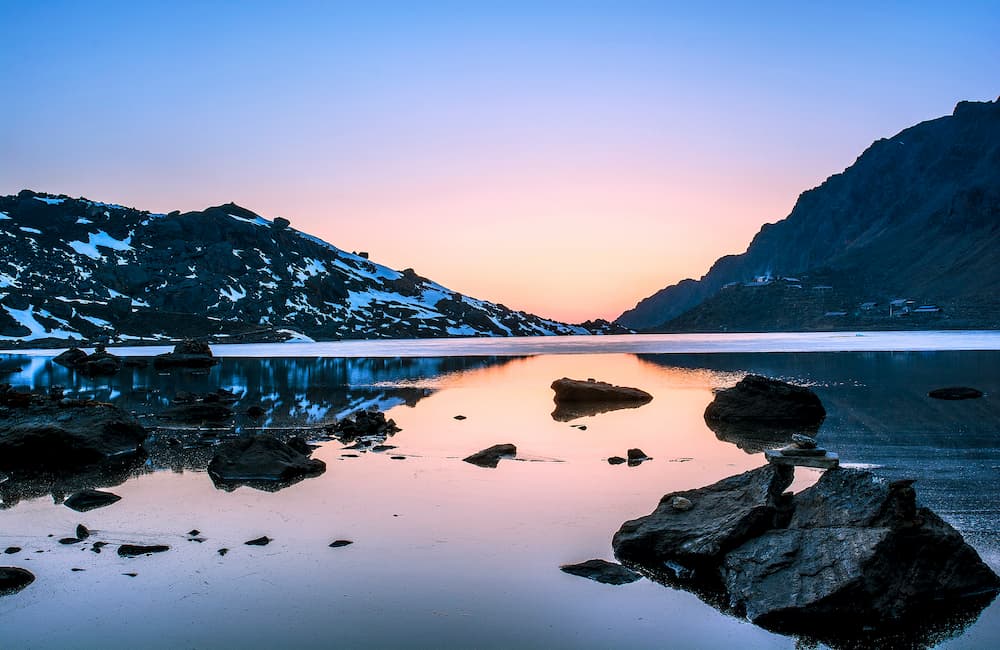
[1,333,998,649]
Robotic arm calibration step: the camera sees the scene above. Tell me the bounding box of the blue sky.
[2,1,998,320]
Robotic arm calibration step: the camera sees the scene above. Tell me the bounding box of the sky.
[1,1,998,323]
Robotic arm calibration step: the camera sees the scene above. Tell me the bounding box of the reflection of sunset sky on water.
[1,350,998,648]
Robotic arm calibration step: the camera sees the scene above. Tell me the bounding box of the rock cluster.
[763,433,839,469]
[153,340,219,369]
[52,345,123,377]
[207,435,326,490]
[612,465,1000,637]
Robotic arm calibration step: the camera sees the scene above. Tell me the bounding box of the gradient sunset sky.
[2,1,998,322]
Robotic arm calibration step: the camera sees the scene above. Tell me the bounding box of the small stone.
[453,415,467,420]
[390,455,406,460]
[627,448,649,461]
[608,456,627,465]
[560,559,641,585]
[3,547,20,555]
[245,536,271,546]
[670,496,694,511]
[122,572,137,577]
[188,529,200,536]
[76,524,90,540]
[329,540,353,548]
[463,443,517,468]
[218,548,229,556]
[928,387,983,400]
[59,537,82,545]
[791,434,818,449]
[71,568,85,572]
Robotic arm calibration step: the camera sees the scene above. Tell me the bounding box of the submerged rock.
[614,466,1000,639]
[551,377,653,422]
[207,434,326,490]
[64,489,122,512]
[560,559,641,585]
[153,340,219,369]
[463,443,517,468]
[0,567,34,596]
[928,386,984,400]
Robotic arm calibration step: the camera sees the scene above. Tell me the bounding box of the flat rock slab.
[245,536,271,546]
[64,489,121,512]
[764,449,839,469]
[551,378,653,422]
[560,559,641,585]
[463,444,517,468]
[0,567,34,596]
[118,544,170,557]
[613,464,794,570]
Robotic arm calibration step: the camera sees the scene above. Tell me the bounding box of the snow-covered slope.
[0,191,622,344]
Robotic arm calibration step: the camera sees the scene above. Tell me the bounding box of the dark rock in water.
[329,540,353,548]
[153,340,219,369]
[117,544,169,557]
[218,548,229,556]
[764,448,839,469]
[327,409,400,441]
[0,567,34,596]
[246,405,265,418]
[122,572,137,577]
[0,396,146,470]
[0,359,23,375]
[52,348,88,369]
[463,443,517,468]
[245,536,271,546]
[285,436,314,456]
[453,415,467,420]
[626,448,650,466]
[550,377,653,422]
[208,434,326,490]
[928,386,984,400]
[75,524,90,540]
[613,464,794,572]
[4,547,21,554]
[188,529,200,536]
[560,559,641,585]
[607,456,626,465]
[64,489,122,512]
[59,537,82,545]
[91,542,107,553]
[614,466,1000,640]
[705,375,825,425]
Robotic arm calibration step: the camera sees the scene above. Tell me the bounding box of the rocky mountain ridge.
[0,191,623,345]
[618,98,1000,332]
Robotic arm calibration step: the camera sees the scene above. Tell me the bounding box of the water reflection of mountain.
[636,351,1000,546]
[0,355,518,501]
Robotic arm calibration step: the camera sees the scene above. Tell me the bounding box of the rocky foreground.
[613,462,1000,639]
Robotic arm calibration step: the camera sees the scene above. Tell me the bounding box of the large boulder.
[0,393,147,470]
[207,435,326,490]
[0,567,34,596]
[613,465,793,574]
[614,467,1000,639]
[51,346,122,377]
[704,375,825,425]
[550,377,653,421]
[153,339,219,369]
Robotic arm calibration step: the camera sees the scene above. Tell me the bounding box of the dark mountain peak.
[0,191,609,345]
[618,99,1000,331]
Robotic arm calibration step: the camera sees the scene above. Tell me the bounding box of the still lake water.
[1,333,999,649]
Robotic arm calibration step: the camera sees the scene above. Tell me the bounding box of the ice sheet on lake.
[4,330,999,358]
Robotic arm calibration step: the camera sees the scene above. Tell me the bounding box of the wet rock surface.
[207,435,326,490]
[614,466,1000,639]
[560,559,640,585]
[0,567,34,596]
[551,377,653,421]
[463,443,517,468]
[117,544,170,557]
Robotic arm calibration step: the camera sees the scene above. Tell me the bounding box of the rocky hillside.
[618,98,1000,332]
[0,191,622,345]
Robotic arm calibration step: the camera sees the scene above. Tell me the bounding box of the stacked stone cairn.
[764,434,839,469]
